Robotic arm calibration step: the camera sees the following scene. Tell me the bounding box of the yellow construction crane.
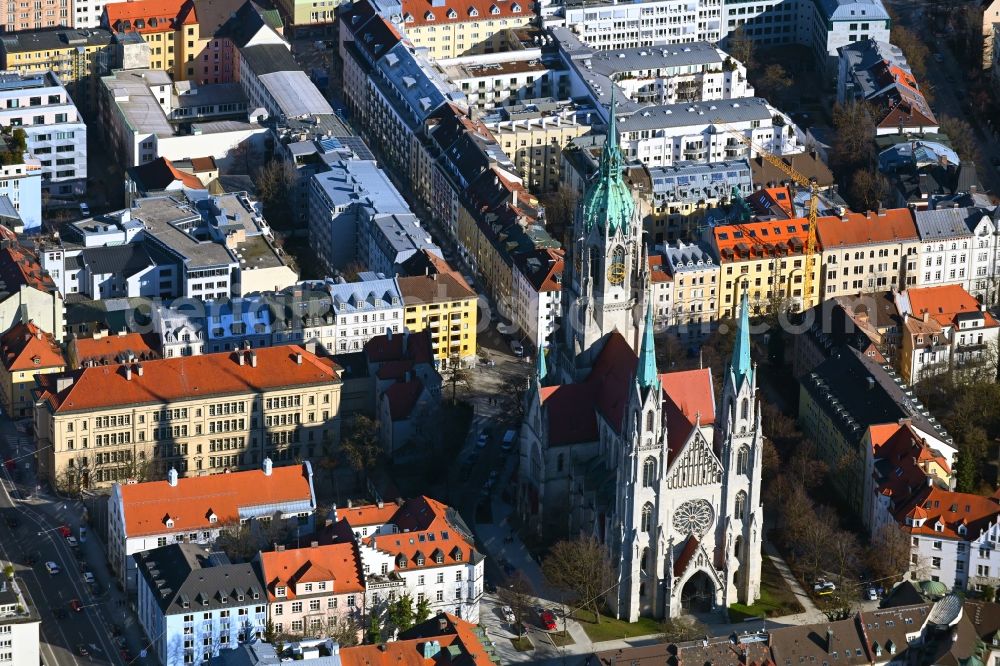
[714,120,820,311]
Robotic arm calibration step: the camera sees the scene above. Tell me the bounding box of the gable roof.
[816,208,918,249]
[902,284,999,328]
[0,321,65,372]
[898,486,1000,539]
[119,462,314,537]
[259,542,364,601]
[401,0,527,28]
[383,378,425,421]
[36,344,339,413]
[366,496,479,570]
[128,157,204,193]
[660,368,715,455]
[105,0,194,32]
[345,614,494,666]
[69,331,160,368]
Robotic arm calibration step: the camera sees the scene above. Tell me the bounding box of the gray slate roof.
[240,44,299,76]
[618,98,772,132]
[913,207,980,240]
[134,543,264,616]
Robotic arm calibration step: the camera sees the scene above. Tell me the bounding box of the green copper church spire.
[579,90,634,235]
[732,288,752,387]
[637,302,659,391]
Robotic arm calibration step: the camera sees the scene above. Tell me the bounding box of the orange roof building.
[815,208,920,300]
[711,217,821,318]
[67,330,160,369]
[341,613,495,666]
[103,0,210,82]
[395,0,533,60]
[0,321,66,419]
[34,344,342,492]
[109,459,316,589]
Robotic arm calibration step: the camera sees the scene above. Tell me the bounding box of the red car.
[58,525,71,538]
[69,599,82,613]
[539,610,557,631]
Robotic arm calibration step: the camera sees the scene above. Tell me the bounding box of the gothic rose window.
[672,499,714,537]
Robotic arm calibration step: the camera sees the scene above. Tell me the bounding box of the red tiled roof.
[897,486,1000,539]
[398,273,477,305]
[872,423,945,508]
[673,535,699,576]
[365,330,434,365]
[401,0,529,28]
[539,384,598,444]
[713,218,811,263]
[69,331,160,368]
[0,229,56,295]
[816,209,917,249]
[119,463,314,537]
[0,321,65,372]
[36,345,339,413]
[660,368,715,457]
[368,497,477,570]
[260,542,364,601]
[905,284,999,328]
[338,501,402,528]
[384,379,424,421]
[130,157,204,191]
[342,614,493,666]
[105,0,195,32]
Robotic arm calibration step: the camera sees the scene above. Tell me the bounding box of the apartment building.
[645,159,753,244]
[0,226,63,340]
[398,274,477,367]
[387,0,532,60]
[816,208,920,300]
[346,496,485,622]
[559,0,723,50]
[914,206,1000,305]
[660,240,719,337]
[0,578,40,666]
[555,28,753,110]
[99,68,267,169]
[103,0,207,82]
[482,102,590,193]
[108,459,317,589]
[616,98,803,168]
[134,543,267,666]
[33,344,342,490]
[895,284,1000,384]
[0,71,87,196]
[259,542,365,639]
[0,0,69,33]
[510,248,563,350]
[0,321,65,419]
[712,217,820,318]
[0,29,115,114]
[0,144,43,233]
[438,50,555,113]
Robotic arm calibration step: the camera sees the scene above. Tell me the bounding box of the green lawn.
[729,556,805,621]
[572,610,662,643]
[510,636,534,651]
[547,630,575,647]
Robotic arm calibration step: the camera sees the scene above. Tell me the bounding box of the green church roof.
[581,92,634,236]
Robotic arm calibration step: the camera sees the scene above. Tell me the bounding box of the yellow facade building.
[33,345,342,491]
[712,218,821,319]
[0,322,66,419]
[104,0,208,82]
[397,273,478,368]
[398,0,532,60]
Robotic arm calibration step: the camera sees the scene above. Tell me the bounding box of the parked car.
[501,429,517,451]
[476,432,489,448]
[44,561,59,575]
[865,586,879,601]
[539,609,557,631]
[57,525,71,538]
[65,536,78,548]
[82,572,95,585]
[76,644,89,657]
[501,606,516,624]
[78,203,90,217]
[510,340,524,357]
[69,599,82,613]
[813,579,836,595]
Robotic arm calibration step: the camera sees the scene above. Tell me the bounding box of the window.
[735,491,747,519]
[640,503,654,532]
[737,446,750,474]
[642,457,656,487]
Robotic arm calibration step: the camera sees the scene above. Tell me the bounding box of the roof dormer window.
[404,12,413,21]
[165,517,174,528]
[490,4,500,13]
[511,3,521,11]
[276,586,286,597]
[934,522,943,532]
[425,10,435,19]
[468,6,478,16]
[447,8,457,17]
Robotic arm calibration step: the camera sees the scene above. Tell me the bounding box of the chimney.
[238,351,245,366]
[295,352,302,365]
[136,363,144,376]
[124,364,132,381]
[35,329,42,340]
[826,628,834,654]
[250,351,257,367]
[262,457,273,476]
[437,613,448,632]
[305,341,316,355]
[377,499,384,509]
[923,311,930,323]
[378,644,387,652]
[167,467,179,487]
[310,541,319,548]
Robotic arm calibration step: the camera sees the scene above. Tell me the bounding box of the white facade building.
[134,543,268,666]
[616,98,804,168]
[914,207,1000,304]
[0,71,87,195]
[559,0,723,50]
[511,249,563,351]
[0,579,40,666]
[109,461,317,590]
[238,44,333,122]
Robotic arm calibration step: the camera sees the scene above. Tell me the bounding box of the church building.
[517,98,764,621]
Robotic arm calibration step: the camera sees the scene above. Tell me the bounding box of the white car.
[65,536,78,548]
[44,561,59,575]
[865,587,879,601]
[510,340,524,357]
[82,572,95,585]
[78,203,90,217]
[501,606,515,624]
[813,580,836,595]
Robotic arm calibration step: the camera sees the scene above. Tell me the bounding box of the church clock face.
[607,262,626,285]
[673,500,715,537]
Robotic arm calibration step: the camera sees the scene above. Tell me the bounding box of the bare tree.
[329,618,361,647]
[726,26,754,71]
[539,186,579,241]
[830,102,876,176]
[499,375,530,419]
[542,536,614,624]
[848,169,891,212]
[253,159,297,229]
[755,64,793,100]
[339,414,382,482]
[890,26,930,80]
[497,572,535,638]
[937,115,980,165]
[659,616,709,644]
[866,523,913,586]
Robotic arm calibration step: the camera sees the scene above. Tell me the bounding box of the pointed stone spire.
[732,287,752,387]
[599,89,623,180]
[637,300,659,391]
